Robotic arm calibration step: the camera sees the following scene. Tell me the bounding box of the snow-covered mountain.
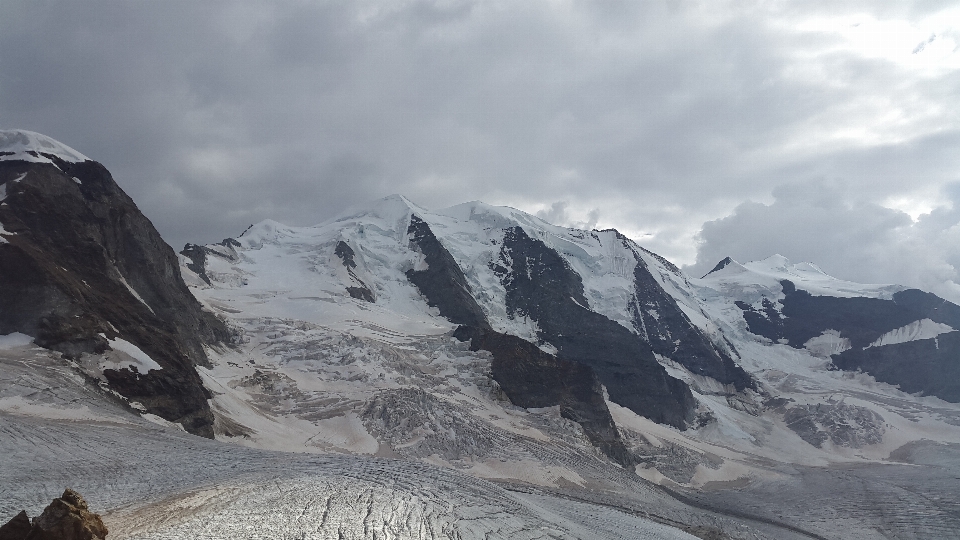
[701,254,960,403]
[173,193,960,536]
[4,131,960,539]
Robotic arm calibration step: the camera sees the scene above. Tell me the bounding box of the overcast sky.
[2,1,959,300]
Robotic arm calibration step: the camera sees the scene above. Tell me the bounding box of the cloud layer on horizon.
[1,0,958,294]
[689,180,960,303]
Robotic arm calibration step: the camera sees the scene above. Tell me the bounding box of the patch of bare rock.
[0,489,107,540]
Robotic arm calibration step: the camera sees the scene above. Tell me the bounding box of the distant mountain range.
[3,129,960,539]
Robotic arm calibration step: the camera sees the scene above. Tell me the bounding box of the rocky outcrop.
[833,332,960,402]
[702,256,735,278]
[619,234,753,391]
[180,243,212,285]
[0,489,107,540]
[739,280,919,348]
[361,387,499,460]
[736,280,960,402]
[180,238,243,287]
[492,226,696,429]
[0,135,228,437]
[405,215,489,329]
[0,511,31,540]
[783,402,885,448]
[334,240,375,302]
[454,325,634,467]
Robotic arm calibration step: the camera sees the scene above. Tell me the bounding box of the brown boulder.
[13,489,108,540]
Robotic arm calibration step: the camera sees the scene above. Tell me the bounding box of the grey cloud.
[688,181,960,303]
[536,202,571,226]
[536,201,600,231]
[0,0,957,290]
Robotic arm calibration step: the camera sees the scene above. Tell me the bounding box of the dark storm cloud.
[1,0,958,293]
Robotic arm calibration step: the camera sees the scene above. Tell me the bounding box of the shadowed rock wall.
[0,157,228,436]
[492,226,696,429]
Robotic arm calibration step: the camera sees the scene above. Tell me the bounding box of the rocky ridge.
[0,129,228,436]
[0,489,107,540]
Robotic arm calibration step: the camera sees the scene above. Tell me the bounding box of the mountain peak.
[701,256,743,278]
[0,129,90,165]
[748,255,830,278]
[326,194,427,228]
[759,254,790,268]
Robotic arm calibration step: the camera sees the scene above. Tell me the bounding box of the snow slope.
[4,132,958,538]
[0,340,780,540]
[0,129,90,164]
[172,197,960,538]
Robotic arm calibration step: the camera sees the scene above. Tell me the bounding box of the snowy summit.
[0,129,90,165]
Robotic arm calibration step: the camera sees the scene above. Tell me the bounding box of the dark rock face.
[620,236,753,391]
[741,280,921,348]
[402,217,639,459]
[0,511,31,540]
[0,489,108,540]
[346,286,374,302]
[180,243,211,285]
[334,240,374,302]
[180,238,243,287]
[702,256,734,278]
[735,298,786,343]
[492,226,696,429]
[0,158,228,437]
[180,239,242,282]
[891,288,960,328]
[833,332,960,402]
[454,325,633,467]
[737,280,960,402]
[405,215,489,329]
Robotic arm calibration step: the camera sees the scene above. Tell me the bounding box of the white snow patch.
[0,221,15,243]
[307,413,380,454]
[0,332,33,349]
[118,274,155,314]
[0,130,90,164]
[688,460,754,490]
[804,329,852,357]
[101,337,163,373]
[141,413,187,431]
[867,319,955,348]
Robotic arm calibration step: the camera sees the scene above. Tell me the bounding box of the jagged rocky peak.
[702,256,743,278]
[0,130,228,437]
[181,238,242,286]
[405,214,490,329]
[180,194,763,430]
[334,240,375,302]
[490,225,700,428]
[454,324,634,466]
[0,489,107,540]
[0,511,31,540]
